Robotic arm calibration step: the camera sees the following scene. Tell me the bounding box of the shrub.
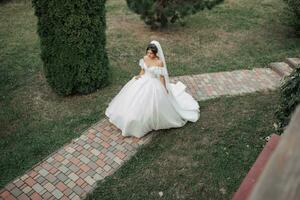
[275,67,300,131]
[284,0,300,30]
[32,0,110,95]
[126,0,224,29]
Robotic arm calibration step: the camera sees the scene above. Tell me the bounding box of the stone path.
[171,58,299,101]
[171,68,280,101]
[0,119,152,200]
[0,58,299,200]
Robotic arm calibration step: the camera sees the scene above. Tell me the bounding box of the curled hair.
[146,43,158,55]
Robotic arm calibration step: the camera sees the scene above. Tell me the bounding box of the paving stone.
[269,62,293,77]
[51,188,63,199]
[66,180,76,189]
[42,191,53,199]
[103,165,112,172]
[111,161,121,169]
[75,178,85,187]
[73,185,85,197]
[32,183,44,194]
[84,176,96,186]
[87,170,96,178]
[11,187,22,197]
[24,177,36,187]
[104,157,114,165]
[78,171,88,180]
[56,182,68,192]
[93,173,103,181]
[81,149,91,157]
[91,149,101,156]
[73,151,81,157]
[94,168,103,175]
[113,156,123,165]
[68,173,80,182]
[46,157,54,164]
[65,153,73,160]
[285,58,300,69]
[45,173,57,183]
[14,179,24,188]
[21,186,32,194]
[80,156,90,164]
[63,188,73,196]
[57,173,68,182]
[30,192,42,200]
[18,193,30,200]
[90,155,98,162]
[87,162,98,170]
[44,182,55,193]
[70,193,80,200]
[69,164,80,173]
[20,174,29,182]
[65,147,76,154]
[82,184,93,193]
[90,142,101,149]
[58,165,69,174]
[65,162,73,169]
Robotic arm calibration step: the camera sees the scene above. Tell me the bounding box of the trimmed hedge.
[276,67,300,131]
[126,0,224,29]
[32,0,110,95]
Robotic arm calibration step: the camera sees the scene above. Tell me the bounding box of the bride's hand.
[135,75,141,80]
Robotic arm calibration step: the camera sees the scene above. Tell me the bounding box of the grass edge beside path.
[86,91,279,200]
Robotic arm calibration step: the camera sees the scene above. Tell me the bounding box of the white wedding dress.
[105,41,200,138]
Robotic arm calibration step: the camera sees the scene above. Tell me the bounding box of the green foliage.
[276,67,300,131]
[126,0,224,29]
[32,0,110,95]
[284,0,300,30]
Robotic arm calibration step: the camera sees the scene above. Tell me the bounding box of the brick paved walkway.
[0,119,152,200]
[0,58,298,200]
[171,68,281,101]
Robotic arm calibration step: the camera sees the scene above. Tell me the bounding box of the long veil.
[150,40,172,94]
[150,40,200,122]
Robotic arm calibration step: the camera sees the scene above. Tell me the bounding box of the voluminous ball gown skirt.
[105,59,200,138]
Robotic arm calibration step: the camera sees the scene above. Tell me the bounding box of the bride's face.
[147,50,156,59]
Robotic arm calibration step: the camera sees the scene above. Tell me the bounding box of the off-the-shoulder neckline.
[141,58,163,69]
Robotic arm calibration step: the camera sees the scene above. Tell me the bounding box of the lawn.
[86,92,279,200]
[0,0,299,190]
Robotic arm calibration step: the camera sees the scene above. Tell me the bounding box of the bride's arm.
[159,75,168,93]
[139,68,145,76]
[135,68,144,79]
[157,61,168,93]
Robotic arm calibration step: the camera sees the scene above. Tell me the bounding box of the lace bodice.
[139,58,168,78]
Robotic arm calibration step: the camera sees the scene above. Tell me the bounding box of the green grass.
[86,92,279,200]
[106,0,300,76]
[0,0,298,189]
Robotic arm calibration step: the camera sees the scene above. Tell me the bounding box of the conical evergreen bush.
[32,0,110,95]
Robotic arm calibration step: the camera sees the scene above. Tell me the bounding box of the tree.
[126,0,224,29]
[32,0,110,95]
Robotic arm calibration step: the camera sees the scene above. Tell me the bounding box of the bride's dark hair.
[146,43,158,55]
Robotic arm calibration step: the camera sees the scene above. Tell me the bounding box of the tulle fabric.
[105,59,200,138]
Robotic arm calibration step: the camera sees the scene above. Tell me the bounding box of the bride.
[105,40,200,138]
